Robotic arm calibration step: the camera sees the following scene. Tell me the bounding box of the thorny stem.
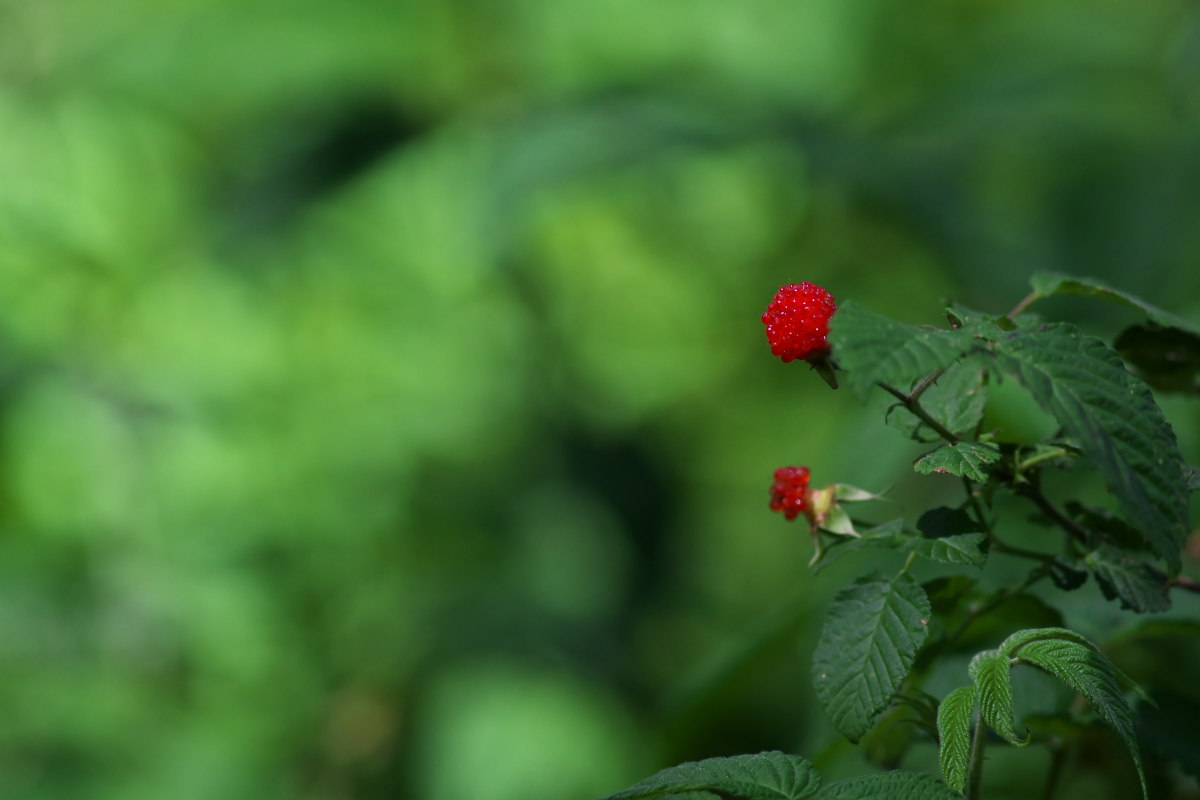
[966,709,988,800]
[1007,290,1040,320]
[877,380,961,445]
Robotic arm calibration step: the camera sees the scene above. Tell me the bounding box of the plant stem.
[1016,481,1090,545]
[1169,576,1200,594]
[1041,739,1067,800]
[1007,290,1040,320]
[877,381,961,445]
[967,711,988,800]
[960,477,1053,563]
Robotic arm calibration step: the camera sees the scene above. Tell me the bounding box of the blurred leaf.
[1114,324,1200,394]
[813,573,931,742]
[913,442,1001,484]
[1030,272,1200,335]
[915,507,985,539]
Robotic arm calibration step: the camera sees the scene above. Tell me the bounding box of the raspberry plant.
[600,273,1200,800]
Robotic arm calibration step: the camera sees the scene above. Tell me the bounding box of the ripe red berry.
[770,466,812,521]
[762,283,838,363]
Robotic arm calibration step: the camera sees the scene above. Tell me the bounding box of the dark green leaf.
[1084,548,1170,614]
[916,507,985,539]
[936,686,975,793]
[1029,272,1200,335]
[1115,324,1200,394]
[886,357,988,442]
[1136,690,1200,780]
[829,302,975,400]
[813,771,962,800]
[1014,638,1147,800]
[603,752,822,800]
[813,573,932,742]
[913,442,1001,484]
[969,649,1027,746]
[990,323,1190,570]
[1048,558,1088,591]
[1064,501,1145,551]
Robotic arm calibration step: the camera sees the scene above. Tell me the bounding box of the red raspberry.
[762,283,837,363]
[770,466,812,521]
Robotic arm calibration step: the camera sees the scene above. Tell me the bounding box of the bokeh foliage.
[1,1,1198,798]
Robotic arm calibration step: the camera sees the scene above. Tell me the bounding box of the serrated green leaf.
[1084,548,1170,614]
[1030,272,1200,335]
[813,573,932,742]
[998,627,1099,658]
[1115,324,1200,394]
[822,527,986,569]
[813,770,962,800]
[990,323,1190,570]
[886,357,988,442]
[602,751,822,800]
[1014,638,1147,800]
[828,302,975,400]
[913,442,1001,484]
[936,686,975,793]
[969,649,1027,746]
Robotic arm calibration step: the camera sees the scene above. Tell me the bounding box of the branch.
[877,379,961,445]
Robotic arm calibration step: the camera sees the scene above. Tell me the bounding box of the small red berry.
[762,283,838,363]
[770,466,812,521]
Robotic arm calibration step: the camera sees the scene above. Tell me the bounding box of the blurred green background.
[2,2,1200,799]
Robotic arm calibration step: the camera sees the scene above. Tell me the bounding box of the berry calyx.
[762,282,838,363]
[769,466,812,521]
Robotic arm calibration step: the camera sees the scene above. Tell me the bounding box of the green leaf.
[969,649,1027,746]
[603,751,822,800]
[990,323,1190,570]
[998,627,1098,658]
[1084,547,1170,614]
[905,534,988,568]
[1115,324,1200,394]
[1030,272,1200,335]
[1014,638,1147,800]
[813,573,932,742]
[813,771,962,800]
[1048,558,1088,591]
[936,686,975,793]
[829,302,975,399]
[915,507,985,539]
[823,525,987,569]
[913,442,1001,484]
[886,357,988,443]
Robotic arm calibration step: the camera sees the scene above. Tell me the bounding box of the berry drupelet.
[769,466,812,521]
[762,282,838,363]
